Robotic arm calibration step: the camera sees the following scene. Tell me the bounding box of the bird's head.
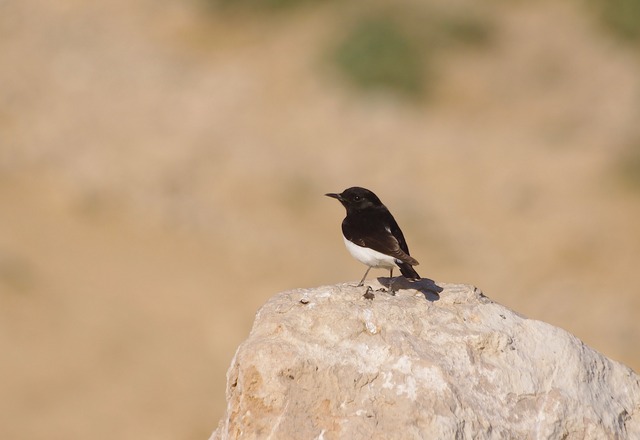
[325,187,383,212]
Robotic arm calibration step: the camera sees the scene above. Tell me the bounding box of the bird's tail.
[397,261,420,281]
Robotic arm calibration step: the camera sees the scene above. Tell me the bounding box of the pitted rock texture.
[210,280,640,440]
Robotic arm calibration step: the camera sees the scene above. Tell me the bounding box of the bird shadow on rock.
[376,277,442,302]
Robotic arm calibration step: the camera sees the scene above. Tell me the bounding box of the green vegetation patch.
[591,0,640,41]
[211,0,330,11]
[331,16,427,97]
[328,6,494,100]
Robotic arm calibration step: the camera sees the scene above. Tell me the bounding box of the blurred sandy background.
[1,0,639,438]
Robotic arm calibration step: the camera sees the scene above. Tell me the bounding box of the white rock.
[210,280,640,440]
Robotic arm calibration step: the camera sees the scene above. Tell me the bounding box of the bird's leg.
[388,268,396,294]
[357,267,372,287]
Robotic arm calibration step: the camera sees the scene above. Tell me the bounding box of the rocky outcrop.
[209,279,640,439]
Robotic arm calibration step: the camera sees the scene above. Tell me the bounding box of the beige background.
[1,1,639,439]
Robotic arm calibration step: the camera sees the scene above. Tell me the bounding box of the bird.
[325,186,420,290]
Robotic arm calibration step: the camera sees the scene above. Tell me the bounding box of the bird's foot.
[387,277,397,295]
[363,286,375,300]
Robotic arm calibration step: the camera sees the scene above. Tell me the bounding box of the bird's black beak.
[325,193,343,201]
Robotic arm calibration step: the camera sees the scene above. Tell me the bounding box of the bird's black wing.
[388,212,411,255]
[343,208,419,266]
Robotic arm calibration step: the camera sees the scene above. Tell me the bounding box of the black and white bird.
[326,187,420,289]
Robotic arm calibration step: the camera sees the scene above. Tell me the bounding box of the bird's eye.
[353,195,361,201]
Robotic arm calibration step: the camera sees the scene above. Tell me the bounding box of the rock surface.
[210,280,640,440]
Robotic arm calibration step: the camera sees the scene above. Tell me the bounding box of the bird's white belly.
[343,236,397,269]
